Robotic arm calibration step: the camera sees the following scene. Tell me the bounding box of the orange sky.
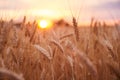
[0,0,120,23]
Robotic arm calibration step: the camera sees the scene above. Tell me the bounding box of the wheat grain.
[34,44,51,60]
[50,39,64,53]
[72,17,79,42]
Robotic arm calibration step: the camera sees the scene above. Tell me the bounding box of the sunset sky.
[0,0,120,23]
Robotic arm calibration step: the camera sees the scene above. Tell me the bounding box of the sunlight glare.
[38,19,53,29]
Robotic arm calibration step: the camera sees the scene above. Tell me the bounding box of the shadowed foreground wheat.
[0,68,24,80]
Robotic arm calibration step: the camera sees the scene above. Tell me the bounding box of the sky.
[0,0,120,23]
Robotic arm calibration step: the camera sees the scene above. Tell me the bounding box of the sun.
[38,19,53,29]
[39,20,48,28]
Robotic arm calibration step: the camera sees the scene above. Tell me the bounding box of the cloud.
[1,0,120,10]
[0,0,119,21]
[82,0,120,20]
[92,0,120,10]
[0,0,30,10]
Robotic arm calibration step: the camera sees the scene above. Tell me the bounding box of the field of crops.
[0,18,120,80]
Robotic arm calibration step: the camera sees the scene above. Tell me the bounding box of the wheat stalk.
[29,24,37,43]
[34,44,52,60]
[50,39,64,53]
[72,17,79,42]
[59,33,74,40]
[66,40,97,76]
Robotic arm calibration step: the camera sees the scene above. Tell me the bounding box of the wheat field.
[0,18,120,80]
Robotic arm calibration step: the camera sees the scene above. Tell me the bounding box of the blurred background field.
[0,17,120,80]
